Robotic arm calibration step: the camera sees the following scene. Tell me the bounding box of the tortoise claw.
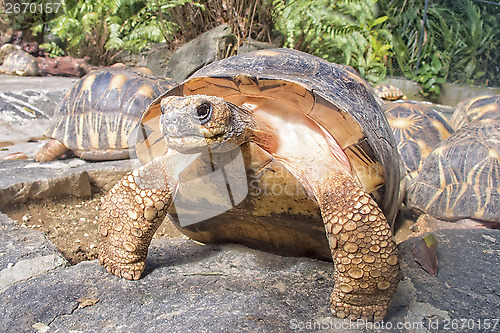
[330,290,391,322]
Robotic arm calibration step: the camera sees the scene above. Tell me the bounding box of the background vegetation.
[1,0,499,93]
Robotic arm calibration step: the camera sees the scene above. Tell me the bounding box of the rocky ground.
[0,74,499,332]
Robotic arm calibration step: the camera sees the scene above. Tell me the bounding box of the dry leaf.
[413,233,438,276]
[77,297,99,309]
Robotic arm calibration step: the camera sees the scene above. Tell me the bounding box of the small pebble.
[22,214,32,222]
[32,322,49,332]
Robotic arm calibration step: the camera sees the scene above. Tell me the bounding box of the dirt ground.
[5,194,184,264]
[4,194,421,265]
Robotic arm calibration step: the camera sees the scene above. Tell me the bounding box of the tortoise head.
[159,95,254,154]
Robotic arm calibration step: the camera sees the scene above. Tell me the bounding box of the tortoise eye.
[195,102,212,124]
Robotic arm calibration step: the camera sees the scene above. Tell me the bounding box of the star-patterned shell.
[43,67,176,157]
[383,101,454,184]
[0,50,40,76]
[407,119,500,222]
[450,94,500,130]
[374,84,407,101]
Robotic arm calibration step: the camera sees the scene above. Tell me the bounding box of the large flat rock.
[0,206,498,333]
[0,75,77,149]
[0,159,132,209]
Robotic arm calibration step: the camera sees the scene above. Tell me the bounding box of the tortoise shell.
[383,101,454,187]
[43,67,176,160]
[136,48,401,252]
[450,94,500,130]
[0,50,40,76]
[374,84,407,101]
[407,119,500,222]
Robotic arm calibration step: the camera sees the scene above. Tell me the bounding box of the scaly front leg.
[313,171,400,321]
[98,157,179,280]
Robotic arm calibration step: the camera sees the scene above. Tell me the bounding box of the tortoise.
[35,67,176,162]
[0,43,21,64]
[450,94,500,131]
[407,118,500,224]
[382,101,454,194]
[97,49,402,321]
[373,84,407,101]
[0,49,40,76]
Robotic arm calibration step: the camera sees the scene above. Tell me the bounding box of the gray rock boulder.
[0,75,76,154]
[237,38,277,54]
[161,24,237,82]
[0,159,132,209]
[0,204,498,333]
[145,43,173,77]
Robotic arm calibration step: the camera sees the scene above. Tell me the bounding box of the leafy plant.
[413,52,448,99]
[41,0,275,66]
[382,0,500,88]
[272,0,393,84]
[159,0,275,49]
[46,0,165,64]
[39,41,65,57]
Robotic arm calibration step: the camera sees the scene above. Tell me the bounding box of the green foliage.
[272,0,393,84]
[382,0,500,89]
[414,52,448,99]
[39,41,65,57]
[161,0,275,47]
[46,0,173,64]
[43,0,274,66]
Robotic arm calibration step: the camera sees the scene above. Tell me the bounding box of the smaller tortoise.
[374,84,407,101]
[0,50,40,76]
[35,67,176,162]
[0,43,21,64]
[98,49,402,321]
[407,119,500,224]
[382,101,454,193]
[450,94,500,130]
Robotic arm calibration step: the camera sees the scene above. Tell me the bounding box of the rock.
[0,159,132,210]
[0,253,67,293]
[397,229,500,328]
[0,213,63,271]
[0,214,498,332]
[237,38,277,54]
[116,51,147,67]
[161,24,237,81]
[36,56,92,77]
[145,43,172,76]
[0,75,77,154]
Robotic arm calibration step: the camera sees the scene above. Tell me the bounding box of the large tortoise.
[35,67,176,162]
[450,94,500,130]
[97,49,402,321]
[0,49,40,76]
[383,101,454,193]
[407,118,500,224]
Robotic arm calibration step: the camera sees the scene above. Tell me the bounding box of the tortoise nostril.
[163,112,179,125]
